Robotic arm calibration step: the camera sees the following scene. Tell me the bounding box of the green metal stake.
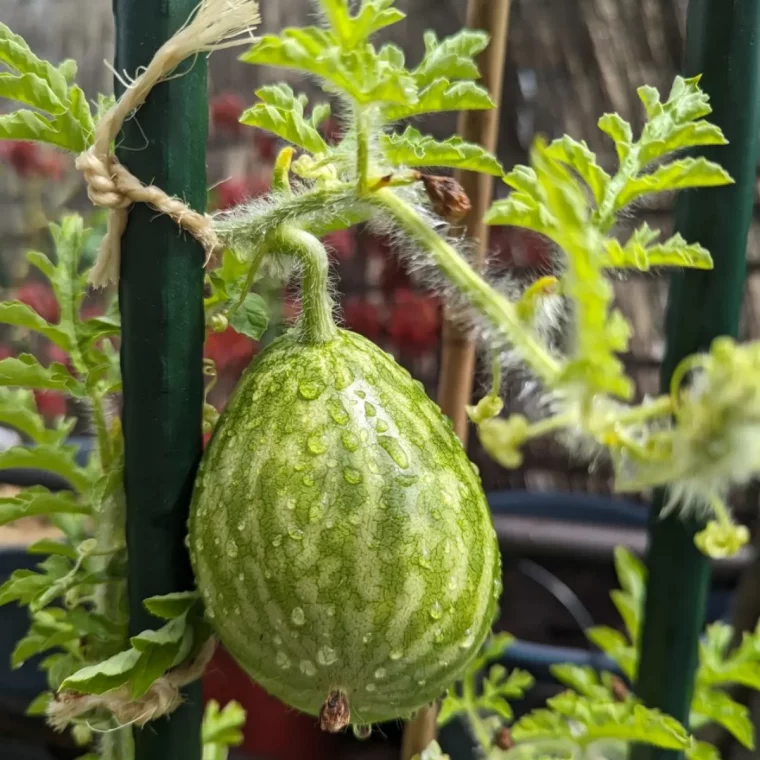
[632,2,760,759]
[114,0,207,758]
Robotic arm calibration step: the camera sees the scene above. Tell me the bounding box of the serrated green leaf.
[241,28,416,106]
[686,740,721,760]
[414,30,489,87]
[691,688,753,749]
[143,590,200,620]
[0,388,61,445]
[0,444,90,492]
[321,0,406,49]
[60,648,142,695]
[604,230,713,271]
[202,699,246,749]
[27,250,56,279]
[0,72,64,114]
[598,113,634,162]
[436,693,464,728]
[545,136,611,207]
[549,664,604,698]
[129,616,189,698]
[586,626,636,680]
[385,79,494,120]
[42,652,84,690]
[0,302,72,350]
[616,157,732,210]
[0,23,68,101]
[229,293,268,340]
[380,126,503,175]
[484,196,559,240]
[241,86,328,154]
[25,691,52,716]
[0,354,84,396]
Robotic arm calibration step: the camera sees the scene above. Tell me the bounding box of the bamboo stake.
[401,2,512,758]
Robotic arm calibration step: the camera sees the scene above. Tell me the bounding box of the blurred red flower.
[210,92,246,136]
[214,175,270,211]
[342,296,381,339]
[323,229,354,262]
[0,141,65,179]
[34,390,67,419]
[204,327,257,375]
[387,289,440,351]
[15,281,59,323]
[253,130,278,161]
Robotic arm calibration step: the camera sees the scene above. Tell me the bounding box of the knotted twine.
[48,638,218,730]
[77,0,261,287]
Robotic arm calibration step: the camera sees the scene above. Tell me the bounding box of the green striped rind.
[189,329,501,725]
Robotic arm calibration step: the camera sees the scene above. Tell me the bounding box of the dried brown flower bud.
[610,675,629,702]
[319,689,351,733]
[419,173,472,222]
[494,726,514,750]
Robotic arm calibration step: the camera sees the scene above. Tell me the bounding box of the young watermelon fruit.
[189,328,501,728]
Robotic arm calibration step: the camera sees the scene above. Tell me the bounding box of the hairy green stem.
[270,226,338,344]
[356,107,371,194]
[373,188,559,382]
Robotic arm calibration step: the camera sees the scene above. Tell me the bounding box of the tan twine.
[48,637,218,730]
[77,0,261,287]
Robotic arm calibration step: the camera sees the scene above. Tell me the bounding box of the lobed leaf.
[241,84,329,154]
[545,135,611,207]
[414,29,489,87]
[0,444,91,492]
[202,700,246,754]
[604,230,713,272]
[615,157,733,211]
[60,648,142,695]
[0,301,72,350]
[229,292,269,340]
[385,79,493,120]
[691,688,753,749]
[380,126,503,175]
[320,0,406,49]
[0,354,84,396]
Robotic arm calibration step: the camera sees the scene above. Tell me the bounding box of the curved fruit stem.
[372,187,559,383]
[271,226,338,344]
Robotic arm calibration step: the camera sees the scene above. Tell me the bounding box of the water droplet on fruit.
[327,398,350,425]
[299,659,316,676]
[390,650,403,661]
[364,401,377,417]
[470,461,480,475]
[448,576,457,591]
[374,668,386,680]
[434,628,444,643]
[291,607,305,626]
[265,569,272,579]
[398,473,419,488]
[365,683,377,692]
[273,635,282,646]
[286,499,296,511]
[307,434,327,455]
[356,390,366,399]
[460,629,475,649]
[343,467,363,485]
[237,521,246,532]
[368,461,379,474]
[317,646,337,666]
[348,512,361,525]
[196,538,204,551]
[430,602,443,620]
[417,679,426,687]
[238,572,245,582]
[302,475,315,487]
[272,535,283,547]
[309,504,323,522]
[276,651,290,670]
[214,536,220,546]
[289,527,304,541]
[378,437,409,469]
[234,605,240,615]
[443,540,451,554]
[341,431,360,451]
[206,607,215,619]
[327,458,338,469]
[298,380,325,400]
[326,605,336,617]
[294,462,305,472]
[228,541,238,558]
[353,725,372,740]
[359,430,368,442]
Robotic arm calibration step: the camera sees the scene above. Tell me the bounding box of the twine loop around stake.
[79,0,261,288]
